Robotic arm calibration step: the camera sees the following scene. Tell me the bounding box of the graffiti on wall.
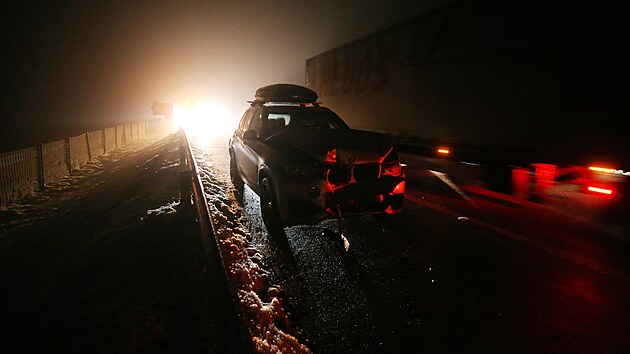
[306,37,391,97]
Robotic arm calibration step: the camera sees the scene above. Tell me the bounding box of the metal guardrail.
[178,129,249,354]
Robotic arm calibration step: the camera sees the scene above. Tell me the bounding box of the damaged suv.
[228,84,405,235]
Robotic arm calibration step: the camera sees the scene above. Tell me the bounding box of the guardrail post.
[179,128,192,210]
[179,128,187,168]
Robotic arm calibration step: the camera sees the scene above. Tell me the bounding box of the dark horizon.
[0,0,448,152]
[1,0,626,155]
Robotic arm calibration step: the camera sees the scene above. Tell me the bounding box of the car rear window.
[265,108,349,131]
[268,114,291,126]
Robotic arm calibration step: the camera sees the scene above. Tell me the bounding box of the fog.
[1,0,449,141]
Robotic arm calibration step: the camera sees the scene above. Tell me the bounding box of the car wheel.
[229,152,244,194]
[260,176,283,234]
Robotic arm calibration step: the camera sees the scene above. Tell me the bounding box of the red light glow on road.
[589,166,615,173]
[587,186,613,195]
[589,166,630,177]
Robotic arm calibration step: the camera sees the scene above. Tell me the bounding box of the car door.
[235,107,263,187]
[233,109,254,185]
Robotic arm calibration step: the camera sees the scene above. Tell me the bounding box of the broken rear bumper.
[279,175,405,226]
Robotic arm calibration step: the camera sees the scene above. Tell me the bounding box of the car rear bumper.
[278,176,405,226]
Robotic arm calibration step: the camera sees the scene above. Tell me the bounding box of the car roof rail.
[248,100,266,107]
[247,100,321,107]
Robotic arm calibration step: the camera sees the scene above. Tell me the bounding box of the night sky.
[0,0,446,150]
[1,0,625,159]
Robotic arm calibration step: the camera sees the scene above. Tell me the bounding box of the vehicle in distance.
[228,84,405,233]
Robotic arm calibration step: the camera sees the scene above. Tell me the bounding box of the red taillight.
[326,148,337,163]
[381,148,403,177]
[587,186,613,195]
[437,147,450,155]
[393,181,405,194]
[382,162,402,177]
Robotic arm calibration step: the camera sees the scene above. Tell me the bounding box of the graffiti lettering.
[307,38,390,97]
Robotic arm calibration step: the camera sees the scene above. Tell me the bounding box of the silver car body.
[229,99,405,227]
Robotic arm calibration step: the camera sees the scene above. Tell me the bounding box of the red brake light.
[381,148,403,177]
[437,148,450,155]
[326,148,337,163]
[393,181,406,194]
[382,163,402,177]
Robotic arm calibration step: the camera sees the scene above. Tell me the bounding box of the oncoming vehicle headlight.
[381,149,403,177]
[286,164,324,179]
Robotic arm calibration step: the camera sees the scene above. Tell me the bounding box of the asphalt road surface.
[198,136,630,354]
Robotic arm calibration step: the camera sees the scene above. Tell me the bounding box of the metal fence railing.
[0,147,39,207]
[0,119,173,207]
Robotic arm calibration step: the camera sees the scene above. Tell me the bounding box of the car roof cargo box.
[255,84,318,103]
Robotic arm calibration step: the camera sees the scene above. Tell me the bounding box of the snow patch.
[145,155,160,163]
[190,139,311,353]
[1,139,160,236]
[160,161,180,170]
[1,159,107,233]
[145,200,180,217]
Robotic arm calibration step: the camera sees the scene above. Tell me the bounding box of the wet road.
[197,137,630,354]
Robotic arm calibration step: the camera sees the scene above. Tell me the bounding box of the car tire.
[260,176,283,234]
[230,152,244,194]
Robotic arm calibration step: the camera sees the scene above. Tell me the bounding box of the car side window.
[268,113,291,126]
[262,113,290,137]
[249,109,262,134]
[238,110,255,132]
